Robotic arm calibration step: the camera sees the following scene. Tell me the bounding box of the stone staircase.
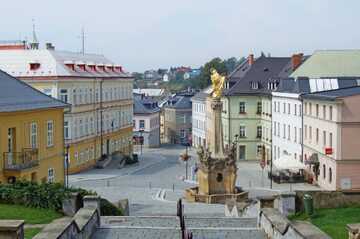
[91,215,268,239]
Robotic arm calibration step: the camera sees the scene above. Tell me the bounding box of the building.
[222,54,304,161]
[301,86,360,190]
[133,88,171,99]
[191,87,211,148]
[163,92,195,144]
[133,93,161,148]
[0,41,134,174]
[0,70,69,183]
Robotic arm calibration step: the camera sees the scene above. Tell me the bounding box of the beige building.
[0,42,133,174]
[302,86,360,190]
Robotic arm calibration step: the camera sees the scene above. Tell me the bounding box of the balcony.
[3,148,39,171]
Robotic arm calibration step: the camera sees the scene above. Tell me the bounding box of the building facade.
[302,87,360,190]
[191,87,211,148]
[0,43,133,174]
[133,93,161,148]
[163,92,195,144]
[0,70,69,183]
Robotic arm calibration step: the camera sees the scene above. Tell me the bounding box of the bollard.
[107,180,109,188]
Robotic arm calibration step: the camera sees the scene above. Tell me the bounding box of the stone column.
[208,98,225,158]
[83,195,101,218]
[0,220,25,239]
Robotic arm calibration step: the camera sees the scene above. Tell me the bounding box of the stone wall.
[295,190,360,212]
[33,196,100,239]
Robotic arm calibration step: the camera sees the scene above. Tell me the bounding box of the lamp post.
[139,130,144,154]
[234,134,239,160]
[185,145,189,179]
[65,145,70,187]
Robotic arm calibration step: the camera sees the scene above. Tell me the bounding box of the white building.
[191,87,211,148]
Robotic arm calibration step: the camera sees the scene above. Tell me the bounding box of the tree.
[225,57,238,74]
[197,57,227,89]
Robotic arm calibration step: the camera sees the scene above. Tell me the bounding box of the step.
[101,216,179,228]
[185,216,257,228]
[91,227,182,239]
[189,228,268,239]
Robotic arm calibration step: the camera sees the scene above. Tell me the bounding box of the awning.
[273,154,307,170]
[307,153,319,165]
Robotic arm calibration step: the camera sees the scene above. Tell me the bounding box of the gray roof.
[275,78,296,92]
[0,70,69,112]
[191,86,212,101]
[301,86,360,101]
[164,92,195,109]
[224,56,292,96]
[133,93,161,114]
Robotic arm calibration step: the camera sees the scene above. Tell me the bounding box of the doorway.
[239,146,246,160]
[7,128,16,165]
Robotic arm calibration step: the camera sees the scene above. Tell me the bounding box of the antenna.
[78,26,86,54]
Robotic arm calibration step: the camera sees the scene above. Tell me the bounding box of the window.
[91,146,95,160]
[43,88,52,97]
[251,81,258,89]
[60,89,68,103]
[309,126,312,140]
[74,120,78,138]
[90,117,94,134]
[323,105,326,119]
[277,122,280,136]
[323,131,326,146]
[73,89,77,105]
[75,152,78,166]
[80,150,84,164]
[79,89,83,104]
[316,104,319,117]
[304,102,307,115]
[139,120,145,128]
[329,133,333,148]
[283,124,286,139]
[239,126,246,138]
[48,168,54,182]
[274,101,277,112]
[288,103,290,114]
[257,102,262,114]
[277,102,280,112]
[239,102,246,113]
[47,120,54,147]
[180,115,186,124]
[288,125,290,140]
[96,88,99,102]
[84,88,88,104]
[283,103,286,113]
[299,128,302,143]
[180,129,185,138]
[274,122,276,136]
[323,164,326,179]
[294,104,297,115]
[329,167,332,183]
[305,125,307,139]
[329,106,333,120]
[85,118,88,135]
[257,145,262,156]
[30,123,37,149]
[89,88,93,103]
[256,126,262,138]
[309,103,312,115]
[86,148,89,162]
[316,128,319,143]
[79,119,83,136]
[64,121,70,139]
[299,105,302,116]
[97,145,100,158]
[294,127,297,142]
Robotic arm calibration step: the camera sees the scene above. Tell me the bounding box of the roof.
[301,86,360,101]
[133,93,161,114]
[291,50,360,78]
[191,86,212,101]
[164,92,195,109]
[224,56,292,96]
[0,70,69,112]
[0,49,131,78]
[133,88,169,97]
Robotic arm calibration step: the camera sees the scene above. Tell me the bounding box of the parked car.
[181,139,191,146]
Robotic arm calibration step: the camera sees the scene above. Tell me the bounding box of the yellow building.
[0,42,134,174]
[0,70,69,183]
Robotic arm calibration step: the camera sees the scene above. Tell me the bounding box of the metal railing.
[3,148,39,171]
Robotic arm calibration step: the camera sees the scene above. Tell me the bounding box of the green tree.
[197,57,227,89]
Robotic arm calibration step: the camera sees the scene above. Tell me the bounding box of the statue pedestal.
[186,97,249,204]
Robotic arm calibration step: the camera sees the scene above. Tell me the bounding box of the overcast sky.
[1,0,360,72]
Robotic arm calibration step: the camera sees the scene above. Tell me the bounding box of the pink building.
[302,86,360,190]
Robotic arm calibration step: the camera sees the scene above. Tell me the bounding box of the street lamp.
[65,145,70,187]
[234,134,239,160]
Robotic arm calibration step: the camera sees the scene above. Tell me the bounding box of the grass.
[288,205,360,239]
[0,203,62,238]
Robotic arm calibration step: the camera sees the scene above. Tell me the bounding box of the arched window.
[329,167,332,183]
[323,164,326,179]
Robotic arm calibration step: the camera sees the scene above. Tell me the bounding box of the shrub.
[100,198,124,216]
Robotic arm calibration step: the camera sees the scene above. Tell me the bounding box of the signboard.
[325,148,333,155]
[341,178,351,189]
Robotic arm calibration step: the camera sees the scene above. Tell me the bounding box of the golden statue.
[210,68,225,99]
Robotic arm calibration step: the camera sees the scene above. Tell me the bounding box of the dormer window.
[251,81,259,90]
[87,62,95,71]
[97,64,105,71]
[76,61,86,71]
[64,60,74,70]
[29,62,40,71]
[106,64,114,71]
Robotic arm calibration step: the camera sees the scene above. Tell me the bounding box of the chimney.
[248,54,254,66]
[46,43,55,50]
[292,53,303,71]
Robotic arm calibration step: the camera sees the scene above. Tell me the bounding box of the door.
[106,139,110,155]
[7,128,15,165]
[239,146,246,160]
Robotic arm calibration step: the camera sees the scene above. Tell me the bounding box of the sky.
[1,0,360,72]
